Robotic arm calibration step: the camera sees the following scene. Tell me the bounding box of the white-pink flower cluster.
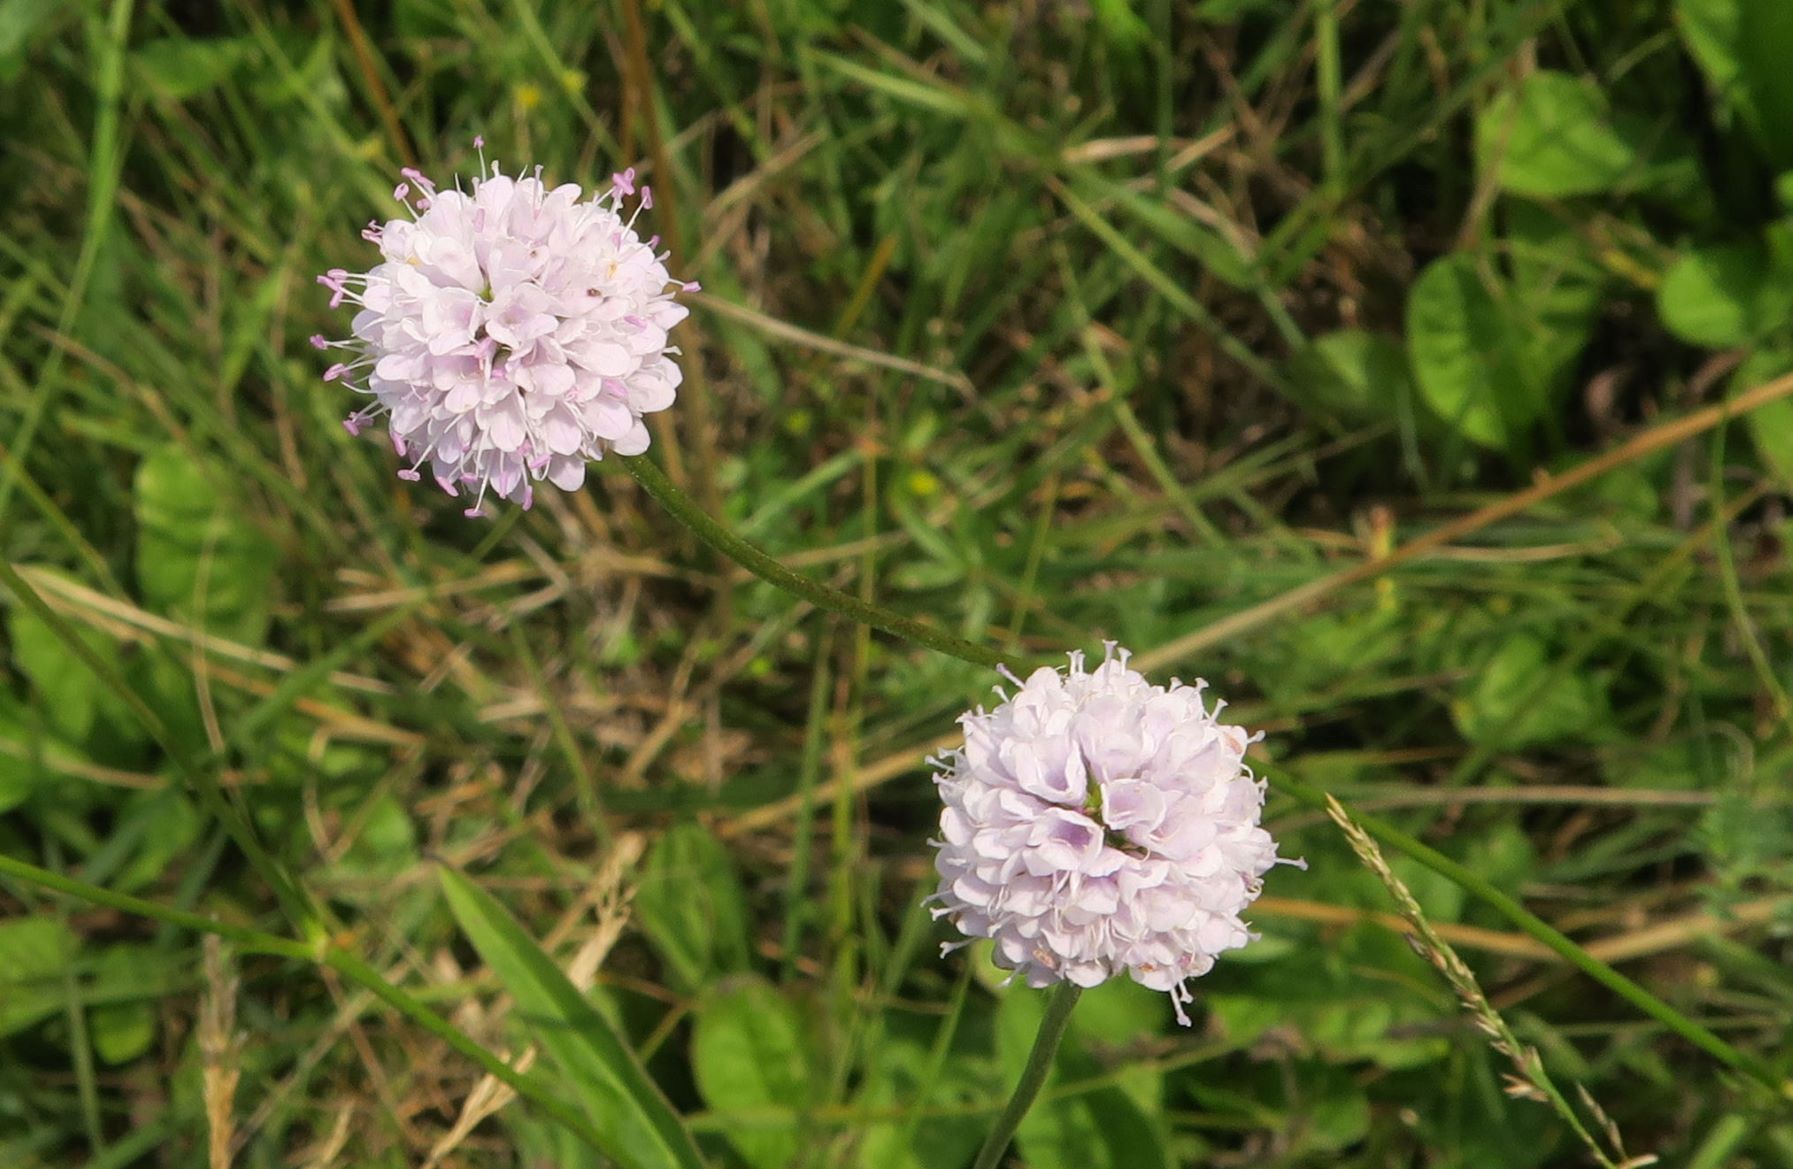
[316,145,694,514]
[931,645,1293,1024]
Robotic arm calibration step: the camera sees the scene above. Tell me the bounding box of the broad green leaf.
[1732,348,1793,486]
[633,824,751,991]
[1206,922,1452,1070]
[394,0,463,39]
[853,1026,989,1169]
[1296,1068,1372,1153]
[6,601,98,743]
[1066,978,1167,1054]
[1190,1062,1371,1156]
[1406,254,1540,450]
[1585,451,1671,521]
[1657,243,1773,347]
[1461,823,1540,897]
[322,793,417,882]
[1608,738,1734,792]
[0,0,57,81]
[1090,0,1150,47]
[1698,788,1793,894]
[1285,330,1412,424]
[1752,392,1793,486]
[0,917,75,1036]
[1194,0,1275,19]
[1677,0,1743,97]
[90,946,156,1065]
[437,867,704,1169]
[1394,1048,1557,1169]
[690,977,812,1169]
[105,788,203,894]
[0,756,34,813]
[130,653,211,756]
[132,37,253,100]
[0,705,56,813]
[1252,609,1407,702]
[1502,200,1606,360]
[1454,633,1608,749]
[1405,218,1600,454]
[1739,1,1793,165]
[4,573,143,756]
[998,991,1170,1169]
[135,445,276,644]
[1475,71,1637,198]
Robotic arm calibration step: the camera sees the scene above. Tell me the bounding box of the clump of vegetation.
[2,2,1792,1166]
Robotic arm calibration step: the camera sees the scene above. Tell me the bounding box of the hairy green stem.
[1269,767,1787,1096]
[619,454,1012,671]
[973,982,1082,1169]
[0,852,610,1150]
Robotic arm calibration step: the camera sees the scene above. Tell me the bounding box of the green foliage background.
[3,0,1793,1165]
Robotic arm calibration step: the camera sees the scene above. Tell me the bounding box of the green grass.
[4,0,1793,1166]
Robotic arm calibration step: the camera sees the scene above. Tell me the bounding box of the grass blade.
[437,866,705,1169]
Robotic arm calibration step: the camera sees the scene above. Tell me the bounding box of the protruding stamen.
[400,167,437,196]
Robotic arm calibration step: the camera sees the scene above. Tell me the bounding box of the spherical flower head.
[317,150,697,515]
[930,644,1298,1024]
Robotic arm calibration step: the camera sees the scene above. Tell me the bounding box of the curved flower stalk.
[317,143,696,515]
[930,644,1297,1025]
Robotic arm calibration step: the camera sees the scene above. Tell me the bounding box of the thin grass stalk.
[1271,767,1785,1096]
[1325,796,1640,1168]
[0,0,134,528]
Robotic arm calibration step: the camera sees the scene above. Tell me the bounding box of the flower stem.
[0,851,612,1150]
[1270,766,1789,1097]
[619,453,1010,670]
[972,982,1082,1169]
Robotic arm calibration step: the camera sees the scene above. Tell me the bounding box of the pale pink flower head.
[316,147,697,515]
[930,644,1297,1024]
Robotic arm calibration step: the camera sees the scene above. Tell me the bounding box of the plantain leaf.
[1407,254,1540,450]
[1657,243,1772,347]
[1733,348,1793,487]
[634,824,751,992]
[1475,71,1637,198]
[0,916,75,1037]
[134,445,276,644]
[690,977,812,1169]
